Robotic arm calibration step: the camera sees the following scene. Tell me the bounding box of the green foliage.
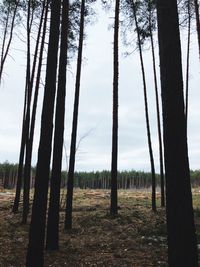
[121,0,157,48]
[1,161,200,189]
[178,0,195,27]
[68,0,97,57]
[0,0,20,27]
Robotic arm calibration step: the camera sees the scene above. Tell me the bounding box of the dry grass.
[0,189,199,266]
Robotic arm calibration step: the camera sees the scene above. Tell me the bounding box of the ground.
[0,189,200,267]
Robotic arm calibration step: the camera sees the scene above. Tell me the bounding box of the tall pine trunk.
[185,0,191,131]
[12,0,31,214]
[65,0,85,230]
[0,0,20,85]
[46,0,69,249]
[0,2,11,85]
[132,0,156,212]
[22,0,32,224]
[12,99,27,213]
[110,0,120,216]
[26,0,61,266]
[194,0,200,58]
[148,7,165,207]
[27,0,49,194]
[156,0,198,265]
[22,0,47,224]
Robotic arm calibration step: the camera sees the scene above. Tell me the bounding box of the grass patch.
[0,189,200,266]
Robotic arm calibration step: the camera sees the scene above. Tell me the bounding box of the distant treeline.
[0,161,200,189]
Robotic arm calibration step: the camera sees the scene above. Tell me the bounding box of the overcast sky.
[0,2,200,172]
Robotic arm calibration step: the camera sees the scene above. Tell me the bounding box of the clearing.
[0,189,200,266]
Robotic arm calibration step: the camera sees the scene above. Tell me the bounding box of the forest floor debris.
[0,189,200,266]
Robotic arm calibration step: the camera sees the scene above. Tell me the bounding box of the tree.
[193,0,200,58]
[12,0,45,214]
[12,80,28,213]
[0,0,20,85]
[12,0,32,214]
[22,0,47,224]
[46,0,69,250]
[65,0,86,230]
[185,0,191,131]
[156,0,198,265]
[22,0,49,209]
[22,0,34,224]
[26,0,61,265]
[131,0,156,211]
[147,0,165,207]
[110,0,120,215]
[121,0,162,209]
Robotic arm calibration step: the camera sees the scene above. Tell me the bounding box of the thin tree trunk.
[26,0,61,265]
[22,0,32,224]
[110,0,120,216]
[12,0,28,213]
[0,0,20,84]
[148,9,165,207]
[132,0,156,212]
[46,0,69,250]
[12,105,27,213]
[194,0,200,58]
[0,2,11,84]
[27,0,49,192]
[156,0,198,265]
[64,0,85,230]
[185,0,191,131]
[22,0,47,224]
[12,0,45,214]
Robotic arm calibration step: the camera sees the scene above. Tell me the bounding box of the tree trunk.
[0,0,20,85]
[12,112,26,213]
[46,0,69,250]
[132,0,156,212]
[148,8,165,207]
[22,0,47,225]
[185,0,191,131]
[12,0,28,214]
[0,2,11,84]
[65,0,85,230]
[194,0,200,58]
[26,0,61,266]
[27,0,49,192]
[110,0,120,216]
[22,0,35,224]
[156,0,198,265]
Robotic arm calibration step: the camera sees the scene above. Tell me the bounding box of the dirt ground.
[0,189,199,267]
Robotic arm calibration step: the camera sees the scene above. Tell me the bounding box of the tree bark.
[22,0,47,225]
[26,0,61,265]
[156,0,198,265]
[110,0,120,216]
[46,0,69,249]
[12,0,28,214]
[194,0,200,58]
[65,0,85,230]
[185,0,191,131]
[22,0,34,224]
[148,7,165,207]
[132,0,156,211]
[0,0,20,85]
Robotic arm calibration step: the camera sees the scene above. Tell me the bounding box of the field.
[0,189,200,267]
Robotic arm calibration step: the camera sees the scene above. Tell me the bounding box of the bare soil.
[0,189,199,267]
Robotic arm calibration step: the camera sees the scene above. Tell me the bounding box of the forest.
[0,0,200,266]
[2,162,200,189]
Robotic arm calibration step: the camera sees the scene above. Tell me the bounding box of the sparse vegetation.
[0,188,200,266]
